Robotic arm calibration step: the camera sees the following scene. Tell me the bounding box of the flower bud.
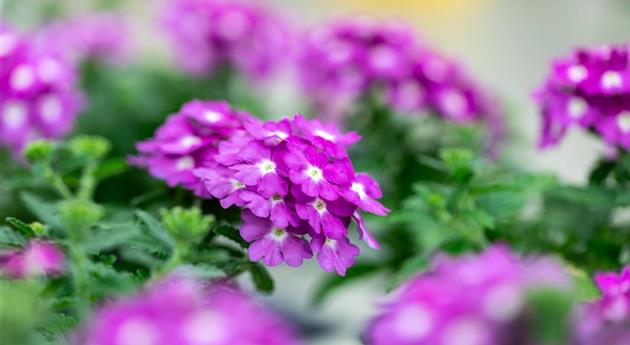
[160,207,214,243]
[23,140,54,163]
[68,135,110,160]
[59,199,104,234]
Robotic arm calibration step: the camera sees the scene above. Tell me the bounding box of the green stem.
[68,235,90,319]
[154,243,188,280]
[78,161,97,200]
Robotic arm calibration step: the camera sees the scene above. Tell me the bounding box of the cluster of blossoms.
[76,276,302,345]
[297,17,504,150]
[364,245,572,345]
[0,240,65,279]
[0,25,83,157]
[535,43,630,151]
[133,100,388,275]
[35,12,131,64]
[162,0,291,81]
[572,266,630,345]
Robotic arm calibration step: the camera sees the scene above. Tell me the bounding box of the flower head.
[162,0,291,81]
[76,276,303,345]
[1,240,64,278]
[0,25,83,158]
[131,100,253,196]
[364,245,571,345]
[535,44,630,151]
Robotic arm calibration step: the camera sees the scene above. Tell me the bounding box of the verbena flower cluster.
[0,240,64,279]
[35,12,130,64]
[297,17,503,132]
[134,100,388,275]
[0,25,83,157]
[535,44,630,150]
[162,0,291,81]
[364,245,571,345]
[76,276,302,345]
[573,266,630,345]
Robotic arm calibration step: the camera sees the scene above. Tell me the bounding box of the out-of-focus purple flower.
[535,44,630,151]
[162,0,291,82]
[189,110,388,275]
[35,13,131,64]
[1,240,64,278]
[297,17,504,151]
[364,245,572,345]
[572,266,630,345]
[130,100,253,197]
[0,25,83,158]
[76,276,303,345]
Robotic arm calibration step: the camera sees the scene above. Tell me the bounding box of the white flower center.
[314,198,327,215]
[396,80,425,110]
[483,284,523,321]
[314,129,335,142]
[567,97,587,119]
[270,228,288,241]
[116,319,158,345]
[39,95,62,123]
[440,89,467,117]
[567,65,587,83]
[369,45,397,70]
[182,311,227,345]
[269,130,288,140]
[176,156,195,170]
[179,135,201,149]
[424,58,447,82]
[601,70,622,90]
[2,101,28,129]
[38,58,61,83]
[11,65,35,91]
[325,238,336,247]
[203,110,222,123]
[257,159,276,175]
[617,112,630,133]
[393,305,433,341]
[271,194,283,205]
[0,33,17,57]
[230,179,245,190]
[306,165,323,182]
[351,182,367,200]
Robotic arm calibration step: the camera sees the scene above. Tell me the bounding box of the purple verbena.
[0,240,65,279]
[534,44,630,151]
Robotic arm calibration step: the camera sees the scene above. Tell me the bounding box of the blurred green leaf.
[313,262,381,305]
[249,263,274,294]
[0,226,27,248]
[135,210,175,250]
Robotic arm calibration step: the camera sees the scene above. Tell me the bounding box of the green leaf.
[182,263,227,280]
[94,157,127,182]
[84,222,140,253]
[5,217,36,238]
[249,263,274,294]
[135,210,174,249]
[0,226,27,248]
[567,266,601,301]
[214,224,249,248]
[313,262,381,305]
[20,192,62,230]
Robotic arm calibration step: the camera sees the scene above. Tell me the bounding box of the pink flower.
[310,234,360,276]
[1,240,64,278]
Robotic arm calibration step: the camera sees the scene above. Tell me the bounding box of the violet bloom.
[131,100,252,197]
[193,111,388,275]
[162,0,291,82]
[297,17,503,142]
[77,276,303,345]
[535,44,630,151]
[364,245,571,345]
[35,13,130,64]
[1,240,64,278]
[0,25,83,158]
[572,266,630,345]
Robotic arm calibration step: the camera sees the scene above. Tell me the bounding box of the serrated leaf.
[214,224,249,248]
[85,222,140,253]
[119,247,163,268]
[0,226,27,248]
[5,217,35,238]
[135,210,174,249]
[20,192,62,230]
[249,263,274,294]
[313,262,381,305]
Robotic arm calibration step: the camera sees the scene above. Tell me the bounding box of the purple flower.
[364,245,571,345]
[131,100,253,196]
[0,25,83,158]
[35,13,131,64]
[189,110,389,275]
[76,276,303,345]
[535,44,630,151]
[297,17,504,153]
[241,210,312,267]
[161,0,291,82]
[1,240,64,278]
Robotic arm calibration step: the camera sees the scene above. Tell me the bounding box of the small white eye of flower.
[182,311,227,345]
[2,101,28,129]
[314,198,327,214]
[257,159,276,175]
[38,58,61,83]
[116,318,158,345]
[11,65,35,91]
[0,33,17,57]
[567,97,587,119]
[203,110,222,123]
[176,156,195,170]
[393,304,433,341]
[601,70,622,90]
[567,65,588,83]
[179,135,201,149]
[617,111,630,133]
[39,95,63,123]
[440,89,467,118]
[306,165,323,182]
